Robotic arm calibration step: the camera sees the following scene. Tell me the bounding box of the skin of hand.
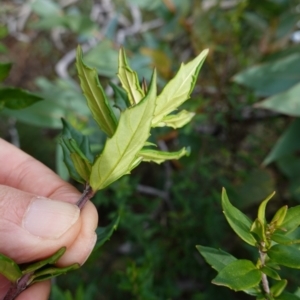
[0,138,98,300]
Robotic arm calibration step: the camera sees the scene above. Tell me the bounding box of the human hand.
[0,138,98,300]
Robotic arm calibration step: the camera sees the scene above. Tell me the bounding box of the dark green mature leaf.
[233,53,300,97]
[271,232,296,245]
[277,292,300,300]
[61,119,94,162]
[0,62,12,81]
[212,260,261,291]
[22,247,66,274]
[76,46,117,137]
[0,87,42,109]
[263,119,300,165]
[268,244,300,268]
[93,214,120,251]
[0,253,22,282]
[280,205,300,234]
[109,82,130,110]
[138,147,189,164]
[221,188,257,246]
[152,49,208,126]
[90,70,157,191]
[118,48,145,105]
[31,263,80,284]
[196,246,237,272]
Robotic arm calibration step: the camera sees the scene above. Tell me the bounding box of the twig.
[259,243,270,295]
[76,184,95,209]
[3,272,33,300]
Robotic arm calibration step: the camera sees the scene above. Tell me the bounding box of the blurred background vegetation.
[1,0,300,299]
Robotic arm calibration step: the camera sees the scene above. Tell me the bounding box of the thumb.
[0,184,81,264]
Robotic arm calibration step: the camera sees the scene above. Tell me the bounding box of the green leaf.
[138,147,190,164]
[221,188,257,246]
[260,266,281,280]
[276,292,300,300]
[0,87,43,109]
[117,48,145,105]
[60,119,94,183]
[255,82,300,117]
[70,152,91,182]
[280,205,300,234]
[212,260,262,291]
[271,205,288,228]
[31,263,80,284]
[270,279,287,297]
[61,119,94,163]
[0,62,12,81]
[250,219,268,246]
[268,244,300,268]
[22,247,66,274]
[93,214,120,251]
[0,253,22,282]
[76,46,117,137]
[60,141,85,183]
[196,246,237,272]
[271,232,297,245]
[153,110,195,129]
[257,191,276,226]
[263,119,300,165]
[90,70,157,191]
[233,53,300,97]
[152,49,208,125]
[109,82,130,110]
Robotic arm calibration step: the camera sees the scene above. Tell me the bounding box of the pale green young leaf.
[271,205,288,228]
[270,280,287,298]
[212,260,262,291]
[90,70,157,191]
[260,266,281,280]
[221,188,257,246]
[154,110,195,129]
[196,245,237,272]
[152,49,208,125]
[138,147,189,164]
[257,191,276,226]
[117,48,145,105]
[70,152,91,182]
[0,253,22,282]
[250,219,268,246]
[76,46,117,137]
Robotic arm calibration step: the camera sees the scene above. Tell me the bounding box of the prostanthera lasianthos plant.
[1,46,208,299]
[197,188,300,300]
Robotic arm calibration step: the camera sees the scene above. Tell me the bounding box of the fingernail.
[23,196,80,239]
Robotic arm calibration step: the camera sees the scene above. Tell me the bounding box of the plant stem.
[76,184,95,209]
[259,244,270,295]
[3,272,33,300]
